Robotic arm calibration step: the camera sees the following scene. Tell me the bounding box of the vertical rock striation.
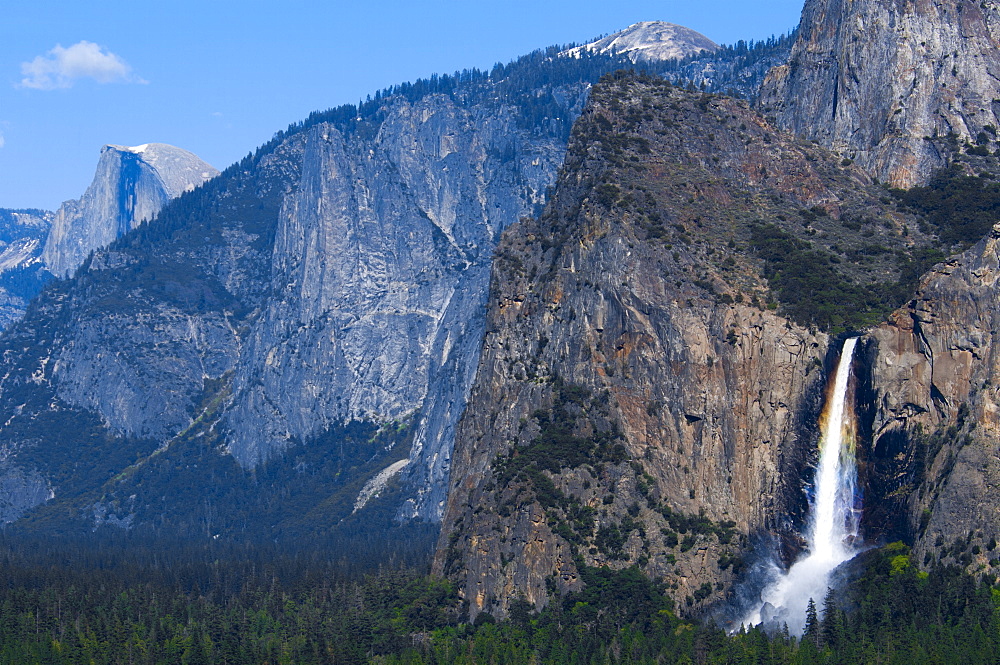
[864,224,1000,572]
[761,0,1000,187]
[42,143,218,278]
[0,66,592,531]
[223,92,583,522]
[0,209,53,329]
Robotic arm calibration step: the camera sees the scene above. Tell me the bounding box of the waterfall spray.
[741,338,861,634]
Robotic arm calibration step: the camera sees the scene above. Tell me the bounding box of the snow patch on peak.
[562,21,718,63]
[101,143,220,198]
[104,143,148,154]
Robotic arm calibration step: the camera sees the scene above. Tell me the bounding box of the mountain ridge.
[563,21,719,62]
[0,31,801,552]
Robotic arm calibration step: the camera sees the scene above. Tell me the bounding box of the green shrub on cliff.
[749,223,894,332]
[893,163,1000,247]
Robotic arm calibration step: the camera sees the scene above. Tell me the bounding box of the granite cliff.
[223,89,582,522]
[435,73,940,618]
[760,0,1000,187]
[436,0,1000,617]
[0,139,298,528]
[42,143,219,278]
[0,6,996,623]
[0,34,794,539]
[0,53,597,533]
[750,0,1000,579]
[860,221,1000,577]
[0,145,217,331]
[0,209,52,329]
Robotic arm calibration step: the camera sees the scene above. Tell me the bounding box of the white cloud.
[19,41,146,90]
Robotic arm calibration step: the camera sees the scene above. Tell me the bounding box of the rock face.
[0,209,52,329]
[0,145,215,330]
[223,92,583,523]
[42,143,218,277]
[754,0,1000,571]
[563,21,719,62]
[435,74,932,619]
[0,51,601,533]
[0,210,51,268]
[760,0,1000,187]
[0,137,302,528]
[0,38,831,541]
[862,224,1000,574]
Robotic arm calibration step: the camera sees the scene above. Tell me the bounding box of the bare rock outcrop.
[0,208,52,329]
[42,143,218,278]
[761,0,1000,187]
[864,222,1000,572]
[436,74,933,619]
[222,91,585,522]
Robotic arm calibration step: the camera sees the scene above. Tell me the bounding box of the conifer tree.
[821,587,841,648]
[804,598,820,645]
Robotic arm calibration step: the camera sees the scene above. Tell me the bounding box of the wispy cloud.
[20,41,147,90]
[0,132,5,149]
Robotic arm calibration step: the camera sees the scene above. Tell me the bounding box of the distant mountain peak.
[562,21,718,63]
[42,142,218,277]
[101,142,218,197]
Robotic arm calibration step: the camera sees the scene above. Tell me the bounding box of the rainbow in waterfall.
[742,337,862,634]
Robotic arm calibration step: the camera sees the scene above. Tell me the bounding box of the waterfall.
[741,337,861,634]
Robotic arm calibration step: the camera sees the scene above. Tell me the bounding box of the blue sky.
[1,0,804,210]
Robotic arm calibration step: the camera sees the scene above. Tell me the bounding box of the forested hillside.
[0,540,994,664]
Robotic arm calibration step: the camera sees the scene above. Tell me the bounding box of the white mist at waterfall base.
[741,338,862,635]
